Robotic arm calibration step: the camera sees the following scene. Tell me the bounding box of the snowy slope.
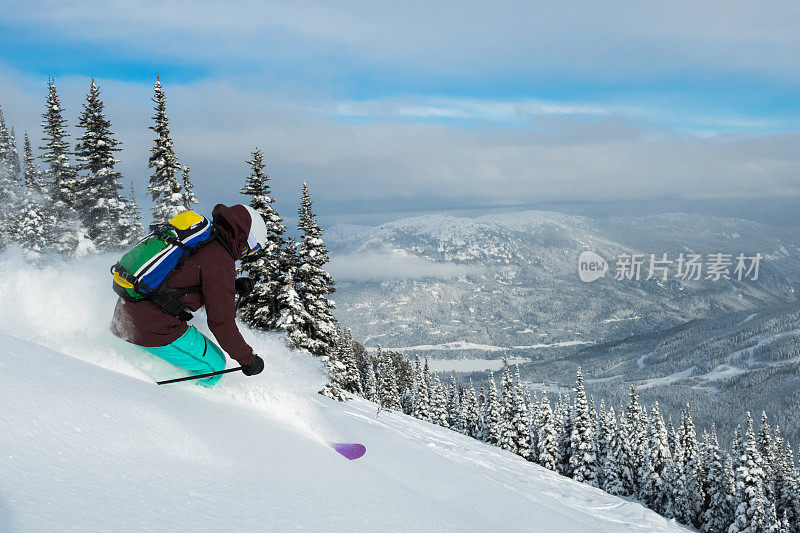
[0,252,689,532]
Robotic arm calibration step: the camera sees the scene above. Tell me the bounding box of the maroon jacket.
[111,204,256,366]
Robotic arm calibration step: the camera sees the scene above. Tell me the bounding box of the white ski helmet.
[243,205,268,256]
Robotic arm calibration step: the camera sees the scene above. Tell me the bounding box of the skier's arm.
[201,253,256,366]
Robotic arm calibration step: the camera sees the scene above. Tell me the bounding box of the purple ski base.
[331,443,366,460]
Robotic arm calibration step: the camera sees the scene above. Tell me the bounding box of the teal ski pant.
[144,326,227,387]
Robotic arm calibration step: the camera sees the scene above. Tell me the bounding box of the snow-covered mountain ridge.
[328,209,800,353]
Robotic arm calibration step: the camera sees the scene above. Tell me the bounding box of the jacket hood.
[211,204,252,260]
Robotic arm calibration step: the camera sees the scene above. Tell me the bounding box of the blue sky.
[1,0,799,223]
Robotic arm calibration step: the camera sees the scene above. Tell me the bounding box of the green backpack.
[112,210,215,320]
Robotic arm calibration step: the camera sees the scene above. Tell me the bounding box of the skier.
[111,204,266,386]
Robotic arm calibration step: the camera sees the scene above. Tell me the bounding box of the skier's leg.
[144,326,227,387]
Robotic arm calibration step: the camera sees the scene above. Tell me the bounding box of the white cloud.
[329,252,482,281]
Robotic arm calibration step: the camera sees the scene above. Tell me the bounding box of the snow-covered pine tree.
[181,166,197,210]
[11,131,48,257]
[319,337,348,402]
[667,419,688,521]
[569,368,597,486]
[127,180,145,242]
[461,380,481,439]
[23,133,40,191]
[511,366,532,460]
[429,374,449,428]
[529,390,540,463]
[377,350,400,411]
[774,442,800,532]
[681,406,705,527]
[644,403,672,514]
[624,386,646,496]
[447,375,463,432]
[74,79,131,250]
[337,328,363,395]
[295,182,337,356]
[594,399,610,488]
[39,79,90,256]
[556,394,575,477]
[363,359,378,403]
[701,427,734,533]
[729,412,771,533]
[498,356,517,453]
[147,77,184,225]
[412,365,431,422]
[537,393,559,471]
[39,78,78,211]
[238,148,288,330]
[9,127,19,181]
[757,412,777,512]
[0,104,20,250]
[602,406,627,495]
[274,269,314,351]
[481,371,502,444]
[615,404,636,496]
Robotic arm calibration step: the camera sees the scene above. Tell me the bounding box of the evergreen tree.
[730,412,771,533]
[595,399,609,488]
[377,350,400,411]
[319,338,348,402]
[295,182,337,356]
[615,404,636,496]
[147,77,184,224]
[0,105,20,249]
[602,406,627,495]
[238,148,288,330]
[23,133,41,191]
[701,428,734,533]
[681,407,705,527]
[481,371,502,445]
[498,356,517,453]
[74,79,131,250]
[511,366,532,460]
[11,132,48,257]
[557,394,575,477]
[430,374,449,428]
[757,412,776,511]
[537,393,559,471]
[274,269,314,351]
[461,380,481,439]
[447,375,463,432]
[181,165,197,209]
[338,328,363,395]
[128,180,145,242]
[644,403,672,514]
[412,367,431,422]
[774,442,800,532]
[570,368,597,486]
[39,79,89,255]
[9,127,19,182]
[39,78,77,210]
[363,359,378,403]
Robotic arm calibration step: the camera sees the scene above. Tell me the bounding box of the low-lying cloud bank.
[328,251,483,281]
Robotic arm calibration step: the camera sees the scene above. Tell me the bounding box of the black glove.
[235,277,255,298]
[241,355,264,376]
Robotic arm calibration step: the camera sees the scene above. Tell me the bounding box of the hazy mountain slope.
[328,210,800,351]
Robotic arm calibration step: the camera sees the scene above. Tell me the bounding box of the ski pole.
[156,366,243,385]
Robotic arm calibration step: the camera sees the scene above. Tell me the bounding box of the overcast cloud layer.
[1,1,798,223]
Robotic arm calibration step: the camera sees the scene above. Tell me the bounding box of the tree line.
[0,77,339,358]
[326,342,800,532]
